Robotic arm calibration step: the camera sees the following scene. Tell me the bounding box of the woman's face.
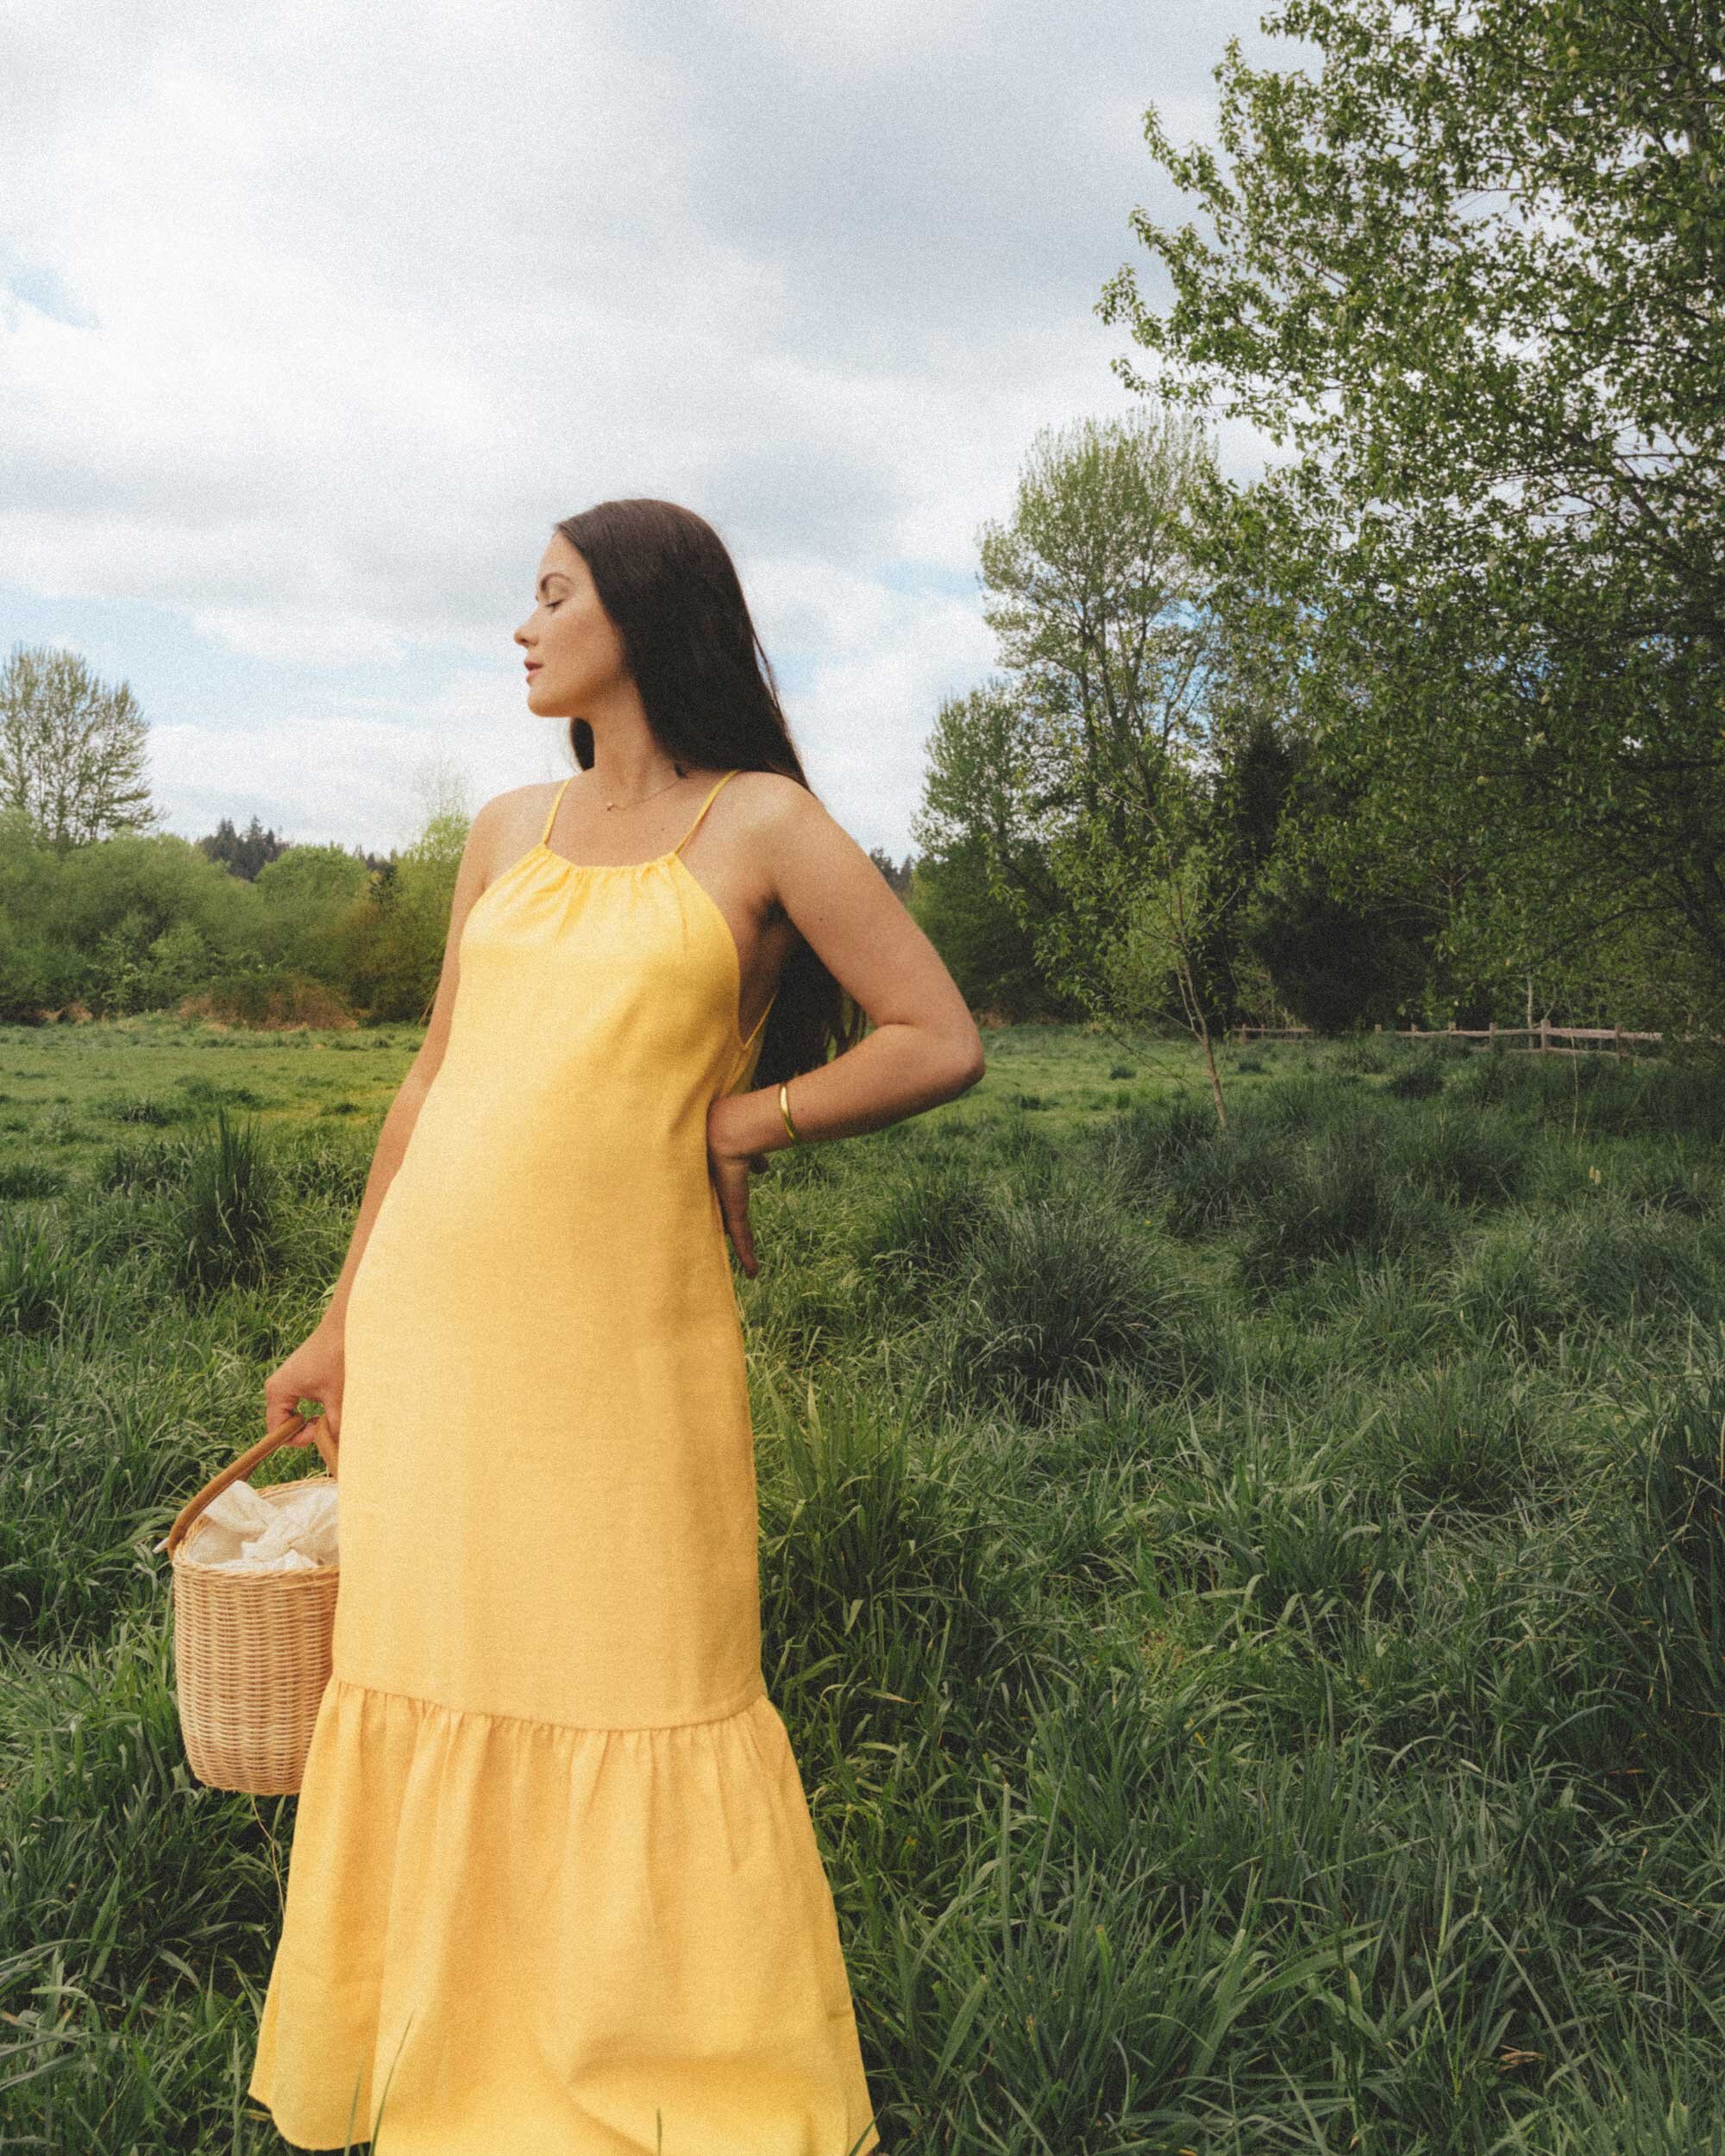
[513,533,629,717]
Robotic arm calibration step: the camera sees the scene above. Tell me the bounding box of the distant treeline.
[0,670,924,1031]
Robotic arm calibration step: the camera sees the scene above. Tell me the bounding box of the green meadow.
[3,1017,1725,2153]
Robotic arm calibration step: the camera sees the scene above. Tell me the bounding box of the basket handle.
[158,1409,340,1558]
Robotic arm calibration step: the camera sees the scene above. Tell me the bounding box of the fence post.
[1614,1024,1623,1060]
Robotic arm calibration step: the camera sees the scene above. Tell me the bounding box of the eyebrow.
[536,572,571,596]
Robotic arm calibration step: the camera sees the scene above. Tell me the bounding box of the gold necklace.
[599,768,687,813]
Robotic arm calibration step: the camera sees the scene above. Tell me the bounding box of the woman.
[245,498,986,2153]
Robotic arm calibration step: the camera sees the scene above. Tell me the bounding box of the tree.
[1041,782,1245,1125]
[253,843,375,971]
[0,642,159,849]
[199,813,292,882]
[917,406,1251,1114]
[976,403,1217,813]
[1102,0,1725,1038]
[914,682,1065,927]
[867,847,914,899]
[385,806,470,1025]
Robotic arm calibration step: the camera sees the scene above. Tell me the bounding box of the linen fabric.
[248,769,882,2155]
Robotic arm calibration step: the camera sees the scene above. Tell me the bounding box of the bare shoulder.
[724,768,811,814]
[461,783,551,881]
[724,768,845,850]
[484,779,555,822]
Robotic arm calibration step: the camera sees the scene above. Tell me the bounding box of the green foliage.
[934,1181,1197,1421]
[169,1109,285,1300]
[1387,1056,1448,1100]
[1052,809,1220,1031]
[8,1029,1725,2147]
[914,409,1259,1056]
[0,829,250,1021]
[95,1130,199,1200]
[1103,0,1725,1042]
[1442,1200,1719,1352]
[975,404,1214,737]
[903,841,1068,1021]
[1602,1367,1725,1745]
[199,809,292,882]
[913,680,1070,983]
[252,843,373,970]
[1235,1115,1457,1289]
[0,764,467,1028]
[331,810,470,1025]
[89,915,212,1018]
[0,1157,69,1200]
[855,1156,1000,1311]
[0,1209,66,1334]
[1243,837,1432,1032]
[0,642,157,848]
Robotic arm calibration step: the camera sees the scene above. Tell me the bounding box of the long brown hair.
[553,497,863,1086]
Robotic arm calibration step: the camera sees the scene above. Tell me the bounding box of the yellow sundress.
[247,768,883,2155]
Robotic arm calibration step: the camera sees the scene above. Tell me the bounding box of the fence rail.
[1227,1021,1709,1059]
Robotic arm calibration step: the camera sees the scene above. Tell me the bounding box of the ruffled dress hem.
[247,1673,882,2156]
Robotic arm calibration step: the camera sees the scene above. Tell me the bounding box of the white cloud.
[1,0,1284,852]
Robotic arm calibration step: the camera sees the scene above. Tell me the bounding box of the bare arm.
[265,795,508,1441]
[321,799,506,1326]
[705,780,986,1271]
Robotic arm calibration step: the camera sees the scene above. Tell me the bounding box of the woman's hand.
[265,1319,347,1456]
[706,1094,771,1277]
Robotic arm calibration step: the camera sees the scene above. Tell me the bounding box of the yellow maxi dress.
[248,769,882,2156]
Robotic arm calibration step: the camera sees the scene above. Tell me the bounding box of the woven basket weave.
[162,1410,340,1796]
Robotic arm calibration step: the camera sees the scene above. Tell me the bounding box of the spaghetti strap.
[741,991,776,1051]
[670,768,740,857]
[539,775,574,848]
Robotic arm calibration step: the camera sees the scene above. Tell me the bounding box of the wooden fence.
[1228,1022,1678,1059]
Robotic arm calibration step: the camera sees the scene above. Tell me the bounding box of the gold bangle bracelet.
[778,1079,800,1145]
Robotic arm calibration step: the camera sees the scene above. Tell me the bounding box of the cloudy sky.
[3,0,1278,862]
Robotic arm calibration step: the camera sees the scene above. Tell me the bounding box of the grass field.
[3,1015,1725,2153]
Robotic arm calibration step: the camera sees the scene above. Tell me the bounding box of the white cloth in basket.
[177,1476,340,1572]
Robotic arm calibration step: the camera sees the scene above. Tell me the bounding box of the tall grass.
[3,1020,1724,2150]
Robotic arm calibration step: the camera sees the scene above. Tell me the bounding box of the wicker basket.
[162,1410,341,1796]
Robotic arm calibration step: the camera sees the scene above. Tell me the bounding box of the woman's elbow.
[945,1024,987,1096]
